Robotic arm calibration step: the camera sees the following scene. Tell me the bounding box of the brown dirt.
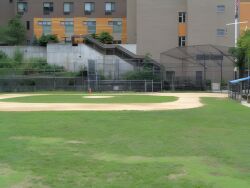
[0,93,227,112]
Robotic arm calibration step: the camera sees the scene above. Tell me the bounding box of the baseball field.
[0,92,249,188]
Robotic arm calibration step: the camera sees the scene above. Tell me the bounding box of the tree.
[229,30,250,78]
[0,15,26,45]
[97,32,113,44]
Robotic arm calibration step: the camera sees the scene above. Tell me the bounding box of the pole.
[235,17,238,48]
[152,80,154,92]
[221,59,223,91]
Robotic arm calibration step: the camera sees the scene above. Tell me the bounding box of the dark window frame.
[105,2,116,15]
[43,2,54,15]
[178,36,186,47]
[179,12,186,23]
[84,2,95,15]
[64,2,74,15]
[17,2,28,14]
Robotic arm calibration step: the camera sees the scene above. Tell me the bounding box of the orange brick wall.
[240,2,250,34]
[33,17,127,43]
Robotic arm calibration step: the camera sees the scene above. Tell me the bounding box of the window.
[109,21,122,33]
[64,2,73,14]
[179,12,186,23]
[84,21,96,34]
[17,2,28,14]
[105,2,115,15]
[38,21,52,35]
[217,5,225,13]
[84,2,95,15]
[43,2,53,15]
[26,21,30,30]
[178,36,186,47]
[61,21,74,38]
[217,29,225,37]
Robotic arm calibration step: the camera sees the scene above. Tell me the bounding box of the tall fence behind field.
[0,77,163,92]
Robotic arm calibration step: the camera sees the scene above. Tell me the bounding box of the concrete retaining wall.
[0,44,134,78]
[0,46,46,59]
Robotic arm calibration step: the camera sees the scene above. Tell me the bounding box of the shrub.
[38,34,59,46]
[97,32,113,44]
[123,70,160,81]
[13,48,24,64]
[0,51,8,60]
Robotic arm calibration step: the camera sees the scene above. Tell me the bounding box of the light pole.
[226,21,248,80]
[226,21,248,47]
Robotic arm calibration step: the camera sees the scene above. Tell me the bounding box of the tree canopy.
[0,15,26,45]
[229,30,250,77]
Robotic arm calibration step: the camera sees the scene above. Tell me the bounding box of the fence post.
[144,80,147,92]
[152,80,154,92]
[53,64,56,90]
[161,81,163,92]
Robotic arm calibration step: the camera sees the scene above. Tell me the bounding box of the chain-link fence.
[0,77,163,92]
[161,45,235,91]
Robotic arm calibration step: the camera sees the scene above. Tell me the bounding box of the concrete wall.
[127,0,137,44]
[132,0,236,60]
[46,44,134,77]
[187,0,235,47]
[136,0,186,60]
[0,44,134,79]
[0,0,15,26]
[0,46,47,59]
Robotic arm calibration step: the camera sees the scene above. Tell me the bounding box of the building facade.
[0,0,127,44]
[127,0,250,60]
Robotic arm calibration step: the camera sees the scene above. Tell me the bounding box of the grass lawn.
[0,97,249,187]
[0,94,177,103]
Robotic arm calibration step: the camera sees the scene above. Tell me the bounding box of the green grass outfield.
[0,94,177,103]
[0,97,249,187]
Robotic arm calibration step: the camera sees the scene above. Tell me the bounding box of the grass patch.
[0,98,249,187]
[0,94,177,103]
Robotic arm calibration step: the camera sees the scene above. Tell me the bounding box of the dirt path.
[0,93,227,112]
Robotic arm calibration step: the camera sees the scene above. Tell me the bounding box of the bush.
[0,51,8,60]
[97,32,113,44]
[0,51,13,68]
[123,70,160,81]
[13,48,24,64]
[38,34,59,46]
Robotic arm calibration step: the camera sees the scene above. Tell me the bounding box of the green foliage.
[97,32,114,44]
[124,53,160,81]
[123,70,158,81]
[91,33,98,39]
[229,30,250,77]
[13,48,24,64]
[0,15,26,45]
[38,34,59,46]
[0,51,8,60]
[22,58,64,75]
